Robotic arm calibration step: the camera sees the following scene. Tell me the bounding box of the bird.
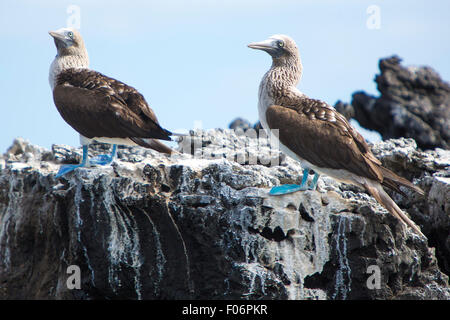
[248,34,426,238]
[49,27,179,177]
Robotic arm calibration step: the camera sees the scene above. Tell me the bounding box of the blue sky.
[0,0,449,152]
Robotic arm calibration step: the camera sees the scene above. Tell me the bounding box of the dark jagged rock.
[333,101,354,121]
[253,121,263,131]
[228,118,266,139]
[0,135,449,300]
[335,56,450,150]
[229,118,253,131]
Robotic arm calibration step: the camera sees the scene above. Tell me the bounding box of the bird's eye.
[67,31,74,39]
[277,41,284,48]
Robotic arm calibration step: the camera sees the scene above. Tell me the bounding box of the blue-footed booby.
[49,28,177,177]
[248,34,425,237]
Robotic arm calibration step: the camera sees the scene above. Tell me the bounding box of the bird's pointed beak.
[48,30,64,40]
[248,38,277,51]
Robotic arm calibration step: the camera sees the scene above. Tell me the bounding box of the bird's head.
[248,34,302,86]
[248,34,299,60]
[49,27,86,56]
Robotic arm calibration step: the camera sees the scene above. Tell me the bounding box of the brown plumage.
[249,34,425,238]
[53,68,172,143]
[49,27,176,155]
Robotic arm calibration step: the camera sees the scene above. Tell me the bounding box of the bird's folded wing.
[266,102,383,182]
[53,69,172,140]
[106,77,162,125]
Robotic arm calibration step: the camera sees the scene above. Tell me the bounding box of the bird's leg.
[56,145,89,178]
[308,172,320,190]
[90,144,117,166]
[269,168,310,195]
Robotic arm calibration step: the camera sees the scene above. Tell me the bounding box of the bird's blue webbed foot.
[90,144,117,166]
[269,169,321,195]
[55,164,84,178]
[269,168,310,195]
[56,145,89,178]
[89,154,113,166]
[269,183,308,195]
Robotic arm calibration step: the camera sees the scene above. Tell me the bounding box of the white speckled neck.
[49,53,89,90]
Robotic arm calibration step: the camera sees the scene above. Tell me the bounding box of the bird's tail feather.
[363,179,426,238]
[131,137,177,155]
[380,167,424,196]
